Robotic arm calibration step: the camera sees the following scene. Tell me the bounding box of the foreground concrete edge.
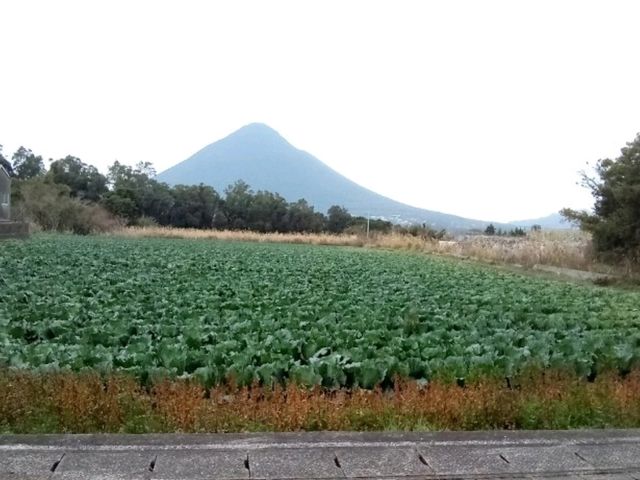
[1,430,639,479]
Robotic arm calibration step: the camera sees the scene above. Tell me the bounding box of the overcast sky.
[1,1,639,222]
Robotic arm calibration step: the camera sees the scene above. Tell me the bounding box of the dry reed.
[116,226,366,247]
[2,370,640,433]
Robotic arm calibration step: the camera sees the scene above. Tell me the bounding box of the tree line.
[483,224,527,237]
[0,145,392,235]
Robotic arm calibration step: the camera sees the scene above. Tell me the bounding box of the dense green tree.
[247,191,288,232]
[104,161,168,224]
[212,204,229,229]
[284,199,326,233]
[485,224,496,235]
[47,155,108,201]
[103,187,140,220]
[107,161,155,190]
[224,180,254,229]
[12,146,44,179]
[139,181,174,225]
[562,132,640,263]
[327,205,352,233]
[169,184,220,229]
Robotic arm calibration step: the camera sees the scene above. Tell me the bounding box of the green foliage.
[247,191,288,232]
[47,156,108,201]
[562,132,640,263]
[103,161,170,225]
[2,236,640,388]
[327,205,351,233]
[283,199,325,233]
[169,184,220,229]
[11,146,44,180]
[485,224,496,235]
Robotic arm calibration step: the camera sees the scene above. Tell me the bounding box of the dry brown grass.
[2,370,640,433]
[117,226,367,247]
[427,230,595,271]
[115,226,596,272]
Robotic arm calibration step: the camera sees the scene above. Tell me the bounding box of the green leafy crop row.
[1,235,639,387]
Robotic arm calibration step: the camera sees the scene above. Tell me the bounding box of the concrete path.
[1,430,639,479]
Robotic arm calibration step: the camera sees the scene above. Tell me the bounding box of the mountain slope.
[509,213,574,229]
[157,123,503,230]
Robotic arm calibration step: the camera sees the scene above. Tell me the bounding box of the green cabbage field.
[1,235,640,387]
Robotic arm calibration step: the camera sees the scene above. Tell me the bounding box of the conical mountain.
[157,123,501,230]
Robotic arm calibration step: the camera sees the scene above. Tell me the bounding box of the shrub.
[12,179,120,234]
[134,215,159,228]
[395,224,446,240]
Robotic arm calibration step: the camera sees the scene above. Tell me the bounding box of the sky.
[1,1,639,222]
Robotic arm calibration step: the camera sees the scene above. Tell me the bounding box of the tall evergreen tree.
[562,132,640,263]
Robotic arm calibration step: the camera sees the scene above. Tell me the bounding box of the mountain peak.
[225,123,287,144]
[157,125,507,230]
[238,122,278,133]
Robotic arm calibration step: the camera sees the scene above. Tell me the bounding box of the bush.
[12,179,120,234]
[134,215,159,228]
[394,224,446,240]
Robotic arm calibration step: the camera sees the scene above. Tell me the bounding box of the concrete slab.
[150,450,249,480]
[249,448,344,479]
[498,445,593,474]
[583,475,640,480]
[576,444,640,470]
[51,451,155,480]
[2,429,640,449]
[418,445,513,476]
[2,431,640,479]
[336,447,431,478]
[0,450,63,480]
[532,477,602,480]
[552,476,639,480]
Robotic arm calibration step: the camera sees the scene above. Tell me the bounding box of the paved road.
[1,430,639,479]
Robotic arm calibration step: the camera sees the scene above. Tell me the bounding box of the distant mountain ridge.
[157,123,546,231]
[509,212,572,230]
